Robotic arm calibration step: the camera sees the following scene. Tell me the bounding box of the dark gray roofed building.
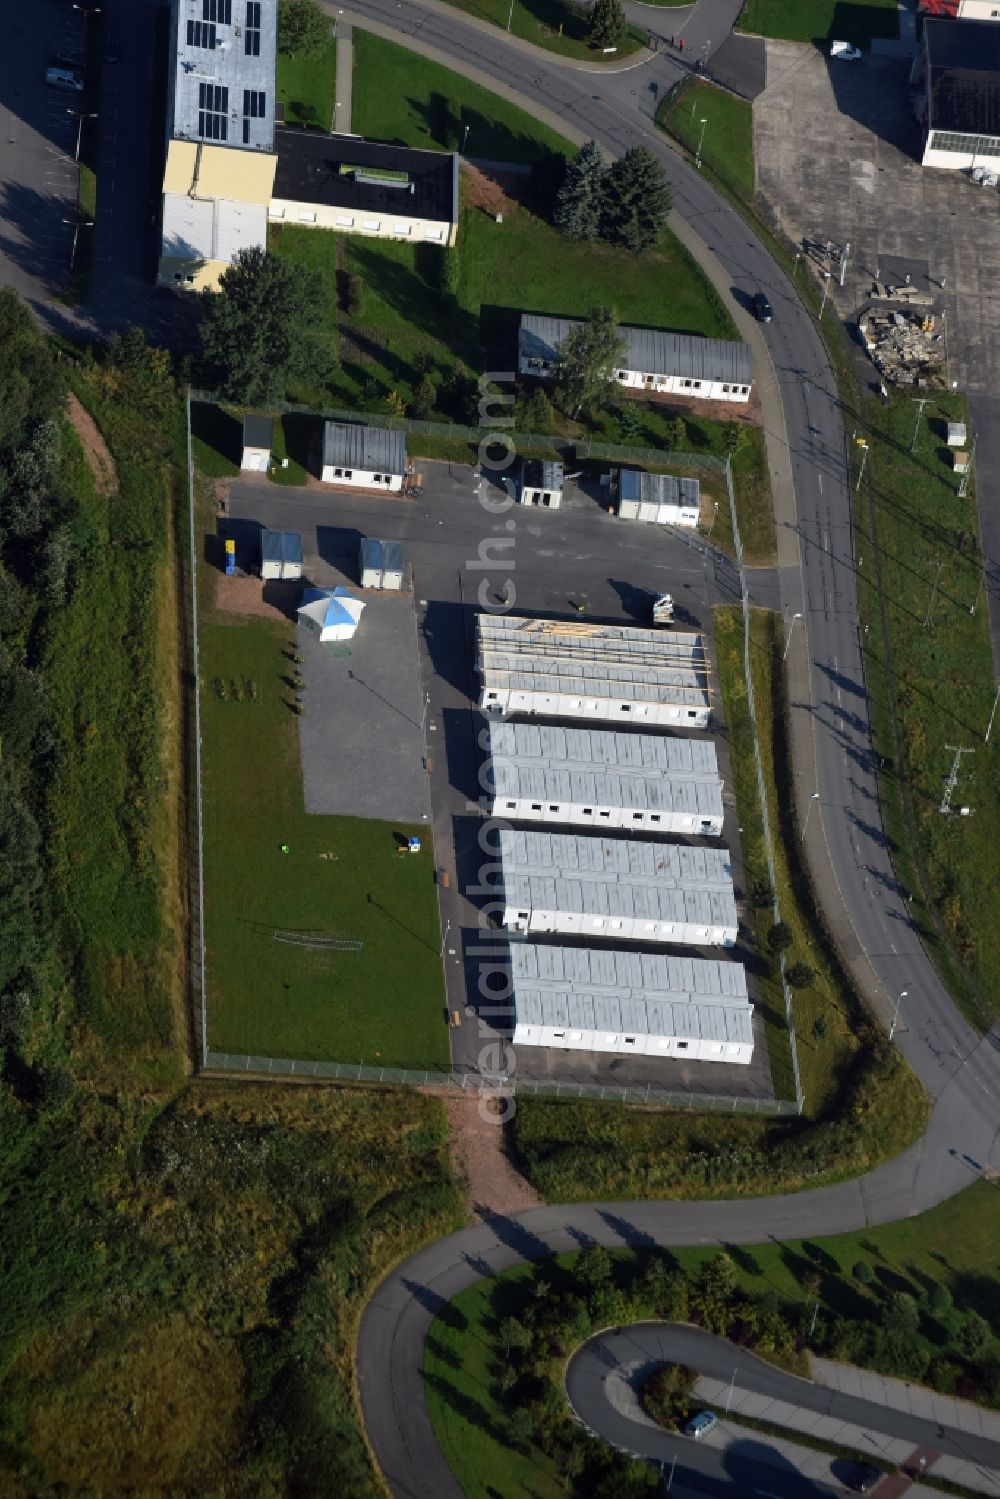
[270,132,459,245]
[321,422,407,491]
[516,458,565,509]
[922,18,1000,168]
[517,313,752,403]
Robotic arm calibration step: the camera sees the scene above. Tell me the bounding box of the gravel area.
[440,1092,541,1219]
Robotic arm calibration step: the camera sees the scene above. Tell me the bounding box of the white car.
[45,67,84,93]
[830,40,862,60]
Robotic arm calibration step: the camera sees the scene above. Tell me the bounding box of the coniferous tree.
[554,306,626,419]
[587,0,627,48]
[599,145,672,254]
[552,139,606,240]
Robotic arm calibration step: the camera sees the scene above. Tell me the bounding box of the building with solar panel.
[158,0,279,290]
[476,613,711,728]
[518,313,752,403]
[509,943,754,1065]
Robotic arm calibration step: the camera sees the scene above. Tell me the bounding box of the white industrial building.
[616,468,700,528]
[919,19,1000,170]
[488,721,724,837]
[510,943,753,1065]
[477,614,710,729]
[518,313,752,403]
[497,828,737,946]
[322,423,406,490]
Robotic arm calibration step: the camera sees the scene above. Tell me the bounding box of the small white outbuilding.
[322,422,406,491]
[297,586,366,642]
[241,415,273,472]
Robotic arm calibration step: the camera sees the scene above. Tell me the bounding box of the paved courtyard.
[755,41,1000,395]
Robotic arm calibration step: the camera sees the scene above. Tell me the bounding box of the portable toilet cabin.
[360,537,383,588]
[380,539,404,590]
[260,529,303,580]
[241,415,273,472]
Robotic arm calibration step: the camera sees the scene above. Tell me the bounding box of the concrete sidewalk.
[813,1359,1000,1445]
[334,19,352,133]
[695,1374,912,1466]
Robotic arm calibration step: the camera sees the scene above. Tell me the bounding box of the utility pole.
[910,396,928,454]
[809,1299,821,1337]
[958,436,976,499]
[939,745,974,814]
[923,560,944,628]
[985,683,1000,744]
[970,565,986,616]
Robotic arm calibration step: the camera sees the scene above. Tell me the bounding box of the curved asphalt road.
[347,3,1000,1494]
[567,1323,1000,1495]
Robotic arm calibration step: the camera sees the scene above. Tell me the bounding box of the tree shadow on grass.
[347,241,480,369]
[421,1370,512,1446]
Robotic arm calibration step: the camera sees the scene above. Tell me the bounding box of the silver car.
[45,67,84,93]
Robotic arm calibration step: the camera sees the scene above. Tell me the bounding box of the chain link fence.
[726,459,805,1112]
[203,1051,801,1113]
[189,389,728,476]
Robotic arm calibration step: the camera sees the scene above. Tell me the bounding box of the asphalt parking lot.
[226,461,782,1100]
[0,2,87,305]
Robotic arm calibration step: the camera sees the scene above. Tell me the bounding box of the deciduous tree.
[277,0,329,56]
[554,306,626,419]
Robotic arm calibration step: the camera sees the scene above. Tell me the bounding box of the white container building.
[518,313,752,403]
[359,537,405,590]
[487,721,724,837]
[616,468,700,528]
[498,828,737,946]
[477,614,710,729]
[260,529,303,581]
[510,943,753,1065]
[322,422,406,491]
[241,415,273,472]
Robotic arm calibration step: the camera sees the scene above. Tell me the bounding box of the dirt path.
[440,1092,541,1219]
[66,392,117,497]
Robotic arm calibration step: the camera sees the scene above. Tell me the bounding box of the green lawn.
[854,388,1000,1029]
[273,196,737,413]
[352,29,574,161]
[276,37,337,130]
[658,79,755,202]
[404,0,645,62]
[737,0,899,45]
[200,611,449,1068]
[425,1181,1000,1499]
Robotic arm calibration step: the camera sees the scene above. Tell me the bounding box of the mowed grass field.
[738,0,899,45]
[658,79,755,201]
[275,36,337,130]
[200,611,449,1069]
[352,29,573,162]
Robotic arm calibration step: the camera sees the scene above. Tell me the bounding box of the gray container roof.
[323,421,406,475]
[381,539,404,572]
[520,458,564,491]
[360,537,382,570]
[511,942,752,1043]
[499,828,737,930]
[489,721,719,779]
[262,528,302,565]
[619,468,701,507]
[169,0,278,153]
[519,313,752,387]
[492,762,724,821]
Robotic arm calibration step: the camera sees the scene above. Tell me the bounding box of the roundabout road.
[347,3,1000,1493]
[565,1324,1000,1490]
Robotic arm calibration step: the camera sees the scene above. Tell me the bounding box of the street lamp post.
[801,790,819,842]
[725,1367,737,1412]
[889,988,908,1042]
[506,0,514,29]
[855,438,870,492]
[783,610,803,662]
[695,117,708,170]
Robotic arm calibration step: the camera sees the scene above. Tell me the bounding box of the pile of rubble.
[858,306,945,387]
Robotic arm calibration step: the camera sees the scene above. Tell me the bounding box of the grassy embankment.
[738,0,900,46]
[415,0,646,62]
[0,314,463,1495]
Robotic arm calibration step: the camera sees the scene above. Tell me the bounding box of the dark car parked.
[753,291,773,323]
[844,1462,883,1493]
